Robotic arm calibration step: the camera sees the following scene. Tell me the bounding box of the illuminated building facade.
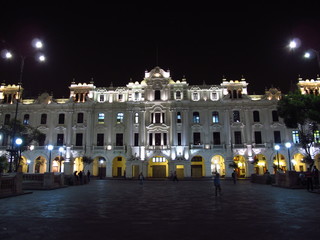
[0,67,319,178]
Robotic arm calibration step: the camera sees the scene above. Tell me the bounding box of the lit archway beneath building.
[291,153,306,172]
[210,155,225,177]
[148,156,168,178]
[191,155,205,178]
[273,153,286,173]
[93,156,106,177]
[253,154,267,175]
[112,156,126,177]
[53,156,64,172]
[35,156,46,173]
[233,155,246,178]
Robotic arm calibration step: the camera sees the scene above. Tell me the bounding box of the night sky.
[1,2,320,98]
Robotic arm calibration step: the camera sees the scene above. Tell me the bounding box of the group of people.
[299,165,319,192]
[73,170,91,184]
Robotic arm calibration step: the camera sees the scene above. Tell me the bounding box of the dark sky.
[1,2,320,98]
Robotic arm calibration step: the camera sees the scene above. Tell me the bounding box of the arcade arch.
[210,155,225,177]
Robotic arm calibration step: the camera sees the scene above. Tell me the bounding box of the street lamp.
[274,144,280,172]
[15,137,23,171]
[2,39,46,172]
[59,146,64,172]
[99,159,104,179]
[288,38,320,71]
[47,144,54,172]
[285,142,292,171]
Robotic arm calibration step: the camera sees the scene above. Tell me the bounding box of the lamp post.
[2,39,46,172]
[15,137,22,171]
[47,144,54,172]
[99,159,104,179]
[59,146,64,172]
[274,144,280,172]
[285,142,292,171]
[289,39,320,71]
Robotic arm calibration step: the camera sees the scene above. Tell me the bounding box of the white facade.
[1,66,319,178]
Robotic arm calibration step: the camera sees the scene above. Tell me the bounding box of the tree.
[277,91,320,166]
[81,155,94,173]
[0,154,9,175]
[0,119,46,172]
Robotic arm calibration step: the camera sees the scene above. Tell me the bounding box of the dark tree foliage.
[277,91,320,166]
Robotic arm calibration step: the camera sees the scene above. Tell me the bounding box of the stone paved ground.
[0,179,320,240]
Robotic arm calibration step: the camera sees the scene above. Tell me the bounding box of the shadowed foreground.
[1,179,319,240]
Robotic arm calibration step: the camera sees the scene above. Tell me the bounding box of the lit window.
[193,92,199,101]
[152,157,166,163]
[177,112,182,123]
[117,113,124,123]
[211,92,217,100]
[314,130,320,143]
[23,114,30,125]
[176,91,181,100]
[134,92,139,101]
[292,130,299,144]
[212,111,219,123]
[193,112,200,123]
[98,113,105,124]
[134,112,139,124]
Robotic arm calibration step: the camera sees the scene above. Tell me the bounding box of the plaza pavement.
[0,178,320,240]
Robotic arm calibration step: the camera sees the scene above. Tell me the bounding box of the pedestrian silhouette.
[231,170,237,184]
[87,170,91,182]
[172,171,179,182]
[213,172,222,196]
[138,172,144,185]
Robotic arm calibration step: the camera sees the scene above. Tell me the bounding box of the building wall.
[0,67,318,178]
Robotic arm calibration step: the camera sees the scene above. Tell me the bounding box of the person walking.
[231,170,237,184]
[78,170,83,185]
[87,170,91,182]
[213,172,222,196]
[138,172,144,185]
[172,171,179,182]
[312,166,319,189]
[305,167,314,192]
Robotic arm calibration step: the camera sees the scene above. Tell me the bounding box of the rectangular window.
[98,113,105,124]
[41,114,47,124]
[272,110,279,122]
[149,133,153,145]
[4,114,10,125]
[134,133,139,146]
[213,132,221,145]
[134,113,139,124]
[155,133,161,146]
[57,134,64,146]
[292,130,300,144]
[212,111,219,123]
[233,111,240,122]
[176,91,181,99]
[77,113,84,123]
[97,133,104,146]
[211,92,217,100]
[254,131,262,144]
[253,111,260,122]
[58,113,65,124]
[193,132,201,145]
[99,95,105,102]
[23,114,30,125]
[193,112,200,123]
[76,133,83,146]
[163,133,167,145]
[117,113,124,123]
[155,113,161,123]
[116,133,123,146]
[177,133,181,146]
[274,131,281,144]
[234,131,242,144]
[177,112,182,123]
[154,90,161,100]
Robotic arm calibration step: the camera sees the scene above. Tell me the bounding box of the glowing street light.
[1,38,46,172]
[47,144,54,172]
[274,144,280,172]
[285,142,292,171]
